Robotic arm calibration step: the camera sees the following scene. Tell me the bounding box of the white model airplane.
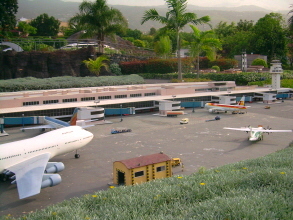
[205,96,248,113]
[0,126,93,199]
[223,125,292,141]
[21,108,94,131]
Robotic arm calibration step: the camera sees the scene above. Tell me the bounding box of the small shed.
[113,152,172,186]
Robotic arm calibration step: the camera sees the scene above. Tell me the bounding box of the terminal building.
[0,79,292,123]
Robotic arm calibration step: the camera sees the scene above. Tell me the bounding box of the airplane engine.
[41,174,61,189]
[208,109,214,113]
[45,162,65,173]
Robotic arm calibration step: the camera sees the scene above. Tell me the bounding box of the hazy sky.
[62,0,291,11]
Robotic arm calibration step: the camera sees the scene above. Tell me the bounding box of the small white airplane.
[223,125,292,141]
[205,96,248,114]
[0,126,94,199]
[21,108,94,131]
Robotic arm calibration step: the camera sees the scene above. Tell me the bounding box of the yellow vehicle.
[180,118,189,124]
[171,158,181,167]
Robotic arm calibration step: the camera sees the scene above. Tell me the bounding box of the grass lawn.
[4,143,292,220]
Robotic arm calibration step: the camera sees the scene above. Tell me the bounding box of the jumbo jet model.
[223,125,292,141]
[21,108,94,131]
[0,123,94,199]
[205,96,248,114]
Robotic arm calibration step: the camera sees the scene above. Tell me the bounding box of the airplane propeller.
[264,126,272,134]
[246,125,250,133]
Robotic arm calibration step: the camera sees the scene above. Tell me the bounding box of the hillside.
[17,0,288,32]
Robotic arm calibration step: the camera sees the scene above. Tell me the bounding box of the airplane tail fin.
[69,108,80,126]
[237,96,245,106]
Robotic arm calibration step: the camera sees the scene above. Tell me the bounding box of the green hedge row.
[119,57,238,75]
[139,71,293,86]
[0,75,145,92]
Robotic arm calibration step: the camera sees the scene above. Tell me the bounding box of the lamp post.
[120,104,123,122]
[94,99,100,108]
[192,99,195,113]
[172,95,176,101]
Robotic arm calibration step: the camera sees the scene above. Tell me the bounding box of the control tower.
[270,60,283,90]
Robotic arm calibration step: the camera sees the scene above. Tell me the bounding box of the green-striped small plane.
[224,126,292,141]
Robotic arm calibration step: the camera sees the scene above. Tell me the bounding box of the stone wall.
[0,46,96,79]
[0,46,150,80]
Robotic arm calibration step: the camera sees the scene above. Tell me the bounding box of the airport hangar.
[0,81,292,123]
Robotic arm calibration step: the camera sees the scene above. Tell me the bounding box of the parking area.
[0,100,292,217]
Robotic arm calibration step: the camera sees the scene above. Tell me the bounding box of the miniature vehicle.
[171,158,181,167]
[264,106,271,109]
[111,129,132,134]
[205,116,221,122]
[180,118,189,124]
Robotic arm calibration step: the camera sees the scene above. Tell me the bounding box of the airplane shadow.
[0,182,36,212]
[215,138,277,154]
[0,197,35,211]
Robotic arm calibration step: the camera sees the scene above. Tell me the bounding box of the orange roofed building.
[113,152,172,186]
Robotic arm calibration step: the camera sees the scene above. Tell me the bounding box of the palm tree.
[69,0,128,52]
[154,36,172,59]
[141,0,210,81]
[82,55,109,76]
[288,4,293,31]
[188,25,222,78]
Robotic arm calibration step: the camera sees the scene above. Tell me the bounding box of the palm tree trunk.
[177,31,182,81]
[196,55,200,79]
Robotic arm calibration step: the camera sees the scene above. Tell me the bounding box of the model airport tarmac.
[0,100,292,217]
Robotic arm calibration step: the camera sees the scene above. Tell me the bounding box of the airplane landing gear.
[75,150,80,159]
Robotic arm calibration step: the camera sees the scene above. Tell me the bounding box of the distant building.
[113,153,172,186]
[234,54,267,68]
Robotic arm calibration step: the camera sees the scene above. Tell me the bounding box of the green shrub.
[110,63,122,75]
[120,58,193,75]
[0,75,145,92]
[119,60,147,75]
[281,79,293,88]
[251,58,268,67]
[37,44,54,51]
[210,58,238,71]
[145,59,178,74]
[140,71,293,86]
[211,66,220,72]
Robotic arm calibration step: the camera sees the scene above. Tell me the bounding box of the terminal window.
[23,101,39,106]
[134,171,144,177]
[115,95,127,99]
[81,97,95,101]
[130,93,142,97]
[91,111,103,115]
[63,98,77,103]
[98,96,111,100]
[43,100,59,104]
[144,93,156,96]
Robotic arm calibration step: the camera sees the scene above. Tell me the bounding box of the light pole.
[94,99,100,108]
[192,99,195,113]
[172,95,176,101]
[120,104,123,122]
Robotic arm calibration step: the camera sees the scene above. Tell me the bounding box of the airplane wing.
[21,124,55,131]
[223,127,251,131]
[264,129,293,133]
[6,153,51,199]
[224,127,292,133]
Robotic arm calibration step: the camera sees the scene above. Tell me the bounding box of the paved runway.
[0,100,292,217]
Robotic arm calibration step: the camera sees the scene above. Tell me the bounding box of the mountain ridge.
[17,0,288,32]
